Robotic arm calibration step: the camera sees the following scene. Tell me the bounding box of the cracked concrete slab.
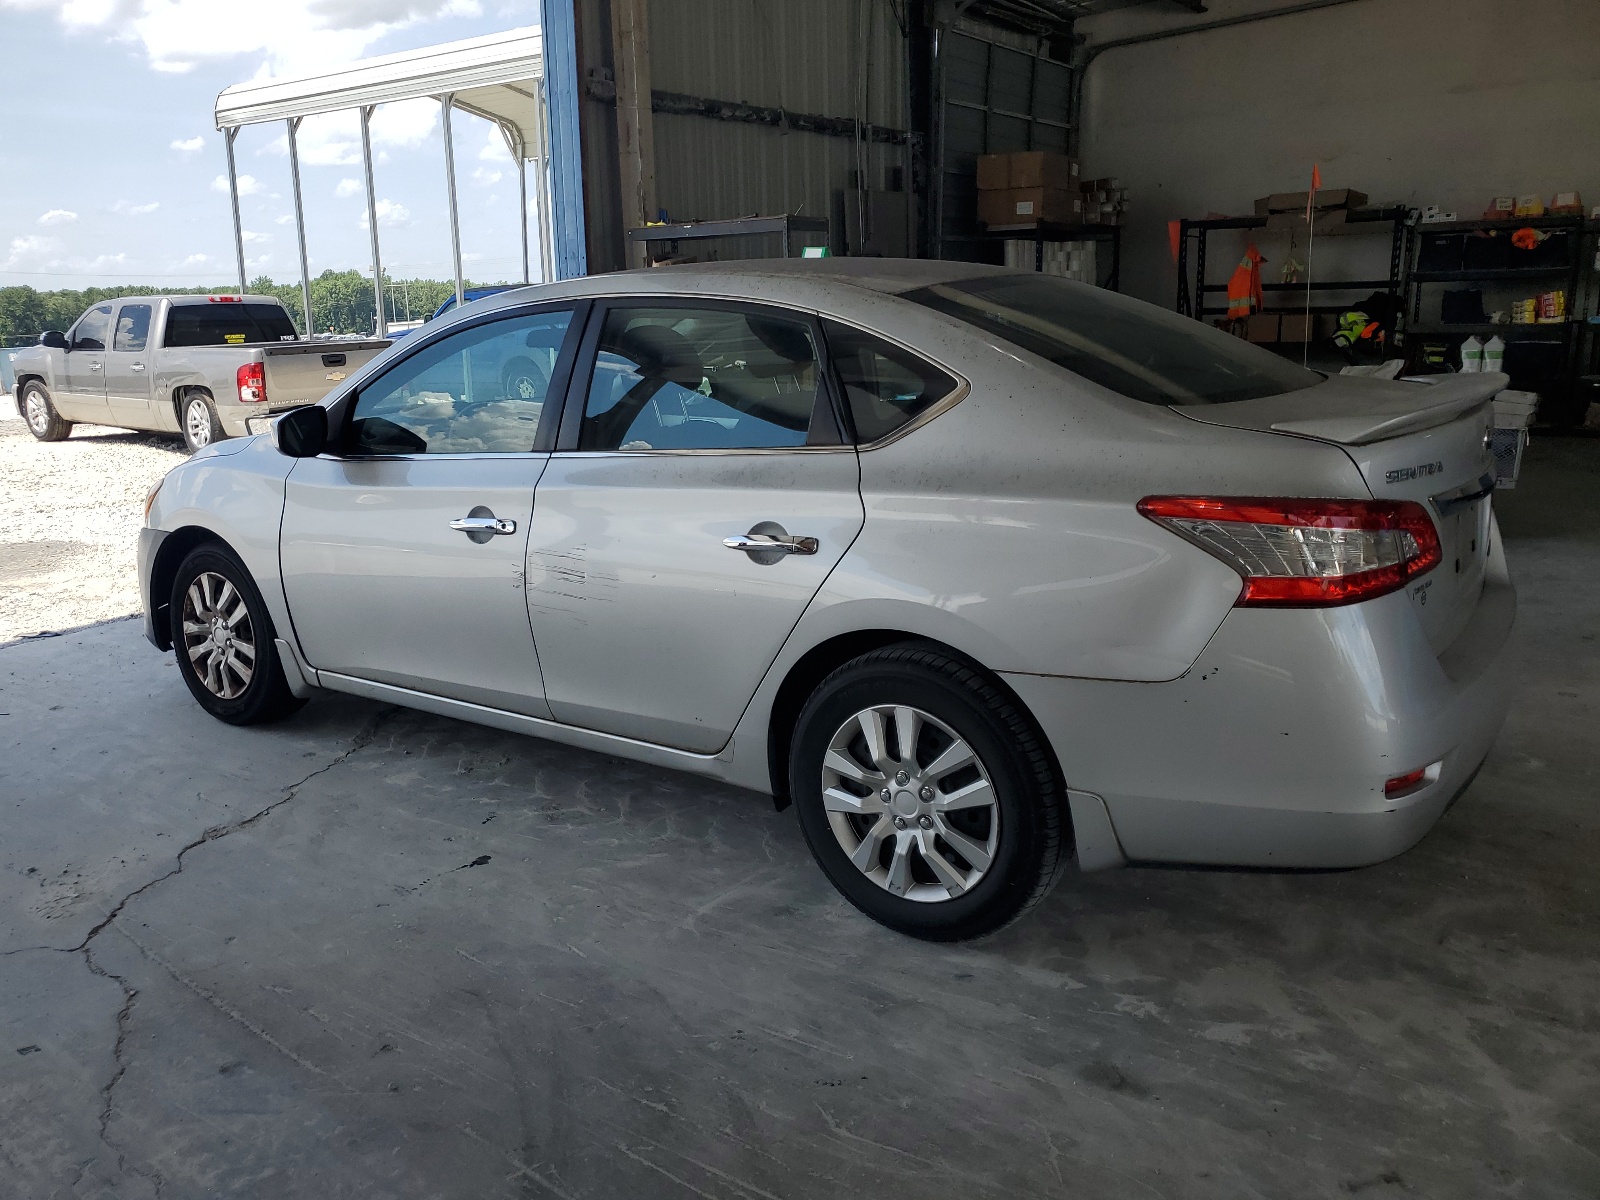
[1,440,1597,1198]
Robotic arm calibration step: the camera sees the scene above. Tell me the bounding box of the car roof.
[626,257,1005,294]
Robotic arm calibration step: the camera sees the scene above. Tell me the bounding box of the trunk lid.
[1180,372,1503,653]
[260,339,392,408]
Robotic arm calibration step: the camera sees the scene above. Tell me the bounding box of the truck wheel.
[181,391,224,453]
[21,382,73,442]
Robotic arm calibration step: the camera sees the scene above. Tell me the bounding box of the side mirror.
[273,405,328,457]
[39,331,68,350]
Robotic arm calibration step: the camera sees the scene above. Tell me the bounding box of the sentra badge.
[1386,461,1444,484]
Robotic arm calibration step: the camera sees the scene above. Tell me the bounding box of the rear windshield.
[164,303,298,348]
[903,274,1321,406]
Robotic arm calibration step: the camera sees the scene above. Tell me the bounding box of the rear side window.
[822,320,958,444]
[71,305,112,351]
[113,304,152,352]
[903,274,1321,406]
[579,305,831,452]
[164,303,298,348]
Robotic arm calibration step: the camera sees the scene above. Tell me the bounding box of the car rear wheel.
[169,545,306,725]
[790,644,1066,940]
[21,382,72,441]
[181,391,224,453]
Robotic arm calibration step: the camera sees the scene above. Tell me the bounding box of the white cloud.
[357,199,410,229]
[4,234,64,270]
[9,0,487,76]
[171,135,206,153]
[180,253,211,267]
[478,124,511,163]
[38,209,78,225]
[111,200,161,215]
[241,230,268,244]
[334,177,363,198]
[275,214,294,225]
[78,252,129,273]
[212,173,264,196]
[257,99,439,168]
[471,167,501,187]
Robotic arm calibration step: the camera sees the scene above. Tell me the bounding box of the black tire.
[169,544,306,725]
[789,644,1066,941]
[501,355,549,401]
[21,381,73,441]
[180,390,225,453]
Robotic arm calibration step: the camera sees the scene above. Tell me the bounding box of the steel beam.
[359,105,387,338]
[538,0,588,279]
[224,127,247,295]
[440,94,465,308]
[286,117,314,336]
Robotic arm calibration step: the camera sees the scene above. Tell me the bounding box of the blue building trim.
[540,0,588,279]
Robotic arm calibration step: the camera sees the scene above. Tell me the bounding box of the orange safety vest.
[1226,245,1266,320]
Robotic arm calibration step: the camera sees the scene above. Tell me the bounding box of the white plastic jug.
[1483,335,1506,374]
[1459,336,1485,373]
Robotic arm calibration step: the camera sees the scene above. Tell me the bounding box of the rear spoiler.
[1268,372,1506,446]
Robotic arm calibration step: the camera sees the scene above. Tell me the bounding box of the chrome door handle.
[723,532,819,555]
[451,516,516,535]
[88,362,103,371]
[130,362,145,372]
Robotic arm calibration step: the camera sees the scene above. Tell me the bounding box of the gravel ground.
[0,398,187,643]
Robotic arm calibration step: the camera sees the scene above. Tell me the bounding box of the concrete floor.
[2,441,1596,1200]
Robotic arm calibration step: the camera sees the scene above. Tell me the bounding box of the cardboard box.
[1008,152,1079,191]
[1254,188,1368,215]
[1551,190,1583,213]
[1490,196,1516,215]
[1246,313,1281,343]
[1266,209,1349,235]
[1514,193,1545,217]
[976,153,1011,191]
[1278,313,1315,343]
[978,187,1082,227]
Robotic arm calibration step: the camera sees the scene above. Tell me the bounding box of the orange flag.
[1168,219,1182,264]
[1306,164,1321,221]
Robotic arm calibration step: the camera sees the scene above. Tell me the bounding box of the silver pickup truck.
[11,294,390,451]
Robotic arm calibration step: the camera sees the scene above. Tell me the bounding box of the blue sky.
[0,1,541,292]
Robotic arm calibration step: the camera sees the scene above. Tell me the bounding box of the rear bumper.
[1005,531,1516,869]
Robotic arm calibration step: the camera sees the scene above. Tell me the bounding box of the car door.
[104,302,155,429]
[279,302,584,717]
[525,299,865,752]
[57,304,113,423]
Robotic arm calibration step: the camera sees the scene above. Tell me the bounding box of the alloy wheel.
[181,571,256,699]
[185,398,213,448]
[24,389,49,435]
[820,704,1000,902]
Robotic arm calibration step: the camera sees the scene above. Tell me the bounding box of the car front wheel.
[169,545,306,725]
[790,644,1066,940]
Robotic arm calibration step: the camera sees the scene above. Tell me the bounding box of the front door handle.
[130,362,145,372]
[451,516,516,536]
[723,532,818,555]
[88,362,103,371]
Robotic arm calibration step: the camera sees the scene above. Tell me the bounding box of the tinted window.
[579,306,828,452]
[904,274,1322,406]
[822,320,958,443]
[113,304,152,352]
[164,303,298,348]
[71,305,112,352]
[348,309,573,455]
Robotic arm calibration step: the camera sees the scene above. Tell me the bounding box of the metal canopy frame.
[214,27,553,337]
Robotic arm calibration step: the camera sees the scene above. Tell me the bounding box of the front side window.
[822,320,959,443]
[113,304,152,352]
[904,273,1322,406]
[71,305,112,351]
[164,303,297,348]
[578,305,829,452]
[347,308,574,455]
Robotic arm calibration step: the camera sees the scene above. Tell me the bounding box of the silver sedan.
[139,261,1514,939]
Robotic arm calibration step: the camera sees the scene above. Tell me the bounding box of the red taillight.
[208,294,243,303]
[1137,495,1442,607]
[1385,761,1442,799]
[236,361,267,403]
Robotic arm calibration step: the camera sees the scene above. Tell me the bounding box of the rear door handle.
[723,532,818,555]
[88,362,103,371]
[451,516,516,535]
[130,362,145,372]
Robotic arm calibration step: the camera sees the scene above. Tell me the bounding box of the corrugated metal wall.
[648,0,912,246]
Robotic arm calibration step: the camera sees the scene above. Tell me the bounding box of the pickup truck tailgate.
[1179,372,1504,654]
[261,340,392,408]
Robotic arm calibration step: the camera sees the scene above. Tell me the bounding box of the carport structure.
[213,28,554,337]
